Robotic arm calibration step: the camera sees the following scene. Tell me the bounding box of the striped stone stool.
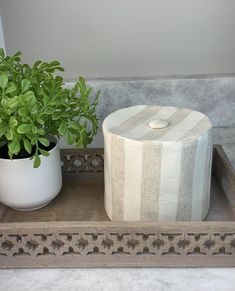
[102,105,212,221]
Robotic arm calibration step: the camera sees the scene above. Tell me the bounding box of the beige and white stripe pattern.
[103,105,212,221]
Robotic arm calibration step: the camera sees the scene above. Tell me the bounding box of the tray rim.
[0,145,235,229]
[0,145,235,268]
[1,221,235,232]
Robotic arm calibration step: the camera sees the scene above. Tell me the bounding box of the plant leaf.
[6,130,13,140]
[18,107,28,117]
[50,60,60,66]
[9,141,20,155]
[68,121,79,131]
[58,123,67,136]
[55,66,64,72]
[0,73,8,89]
[23,138,32,154]
[0,48,5,58]
[9,116,18,127]
[21,79,31,93]
[0,50,100,168]
[31,137,37,145]
[5,82,17,94]
[39,148,50,157]
[23,90,35,102]
[31,125,37,134]
[0,124,6,137]
[17,123,31,134]
[14,51,22,57]
[8,96,20,109]
[38,137,50,147]
[37,129,45,135]
[33,155,41,168]
[78,76,87,94]
[66,130,75,145]
[33,60,42,68]
[37,118,45,125]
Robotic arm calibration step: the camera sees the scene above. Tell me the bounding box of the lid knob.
[148,119,169,129]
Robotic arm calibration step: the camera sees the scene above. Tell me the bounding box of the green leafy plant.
[0,49,100,168]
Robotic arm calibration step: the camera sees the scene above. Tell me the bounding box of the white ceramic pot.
[0,136,62,211]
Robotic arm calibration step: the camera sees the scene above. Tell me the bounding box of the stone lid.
[102,105,212,142]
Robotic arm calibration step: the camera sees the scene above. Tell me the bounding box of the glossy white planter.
[0,137,62,211]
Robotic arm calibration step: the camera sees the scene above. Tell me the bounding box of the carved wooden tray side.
[0,146,235,268]
[61,148,104,177]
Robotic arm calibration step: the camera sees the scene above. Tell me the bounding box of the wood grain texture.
[0,178,232,223]
[0,147,234,268]
[213,145,235,214]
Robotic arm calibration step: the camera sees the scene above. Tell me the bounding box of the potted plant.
[0,49,100,211]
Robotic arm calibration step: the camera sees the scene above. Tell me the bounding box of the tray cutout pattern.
[1,231,235,257]
[1,146,235,267]
[61,149,104,175]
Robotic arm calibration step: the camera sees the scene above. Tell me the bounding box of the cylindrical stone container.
[102,105,212,222]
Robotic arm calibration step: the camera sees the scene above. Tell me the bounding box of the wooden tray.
[0,145,235,268]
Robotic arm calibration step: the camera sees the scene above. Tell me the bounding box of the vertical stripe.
[112,106,161,134]
[161,111,205,141]
[140,142,162,221]
[127,106,178,140]
[103,105,212,222]
[140,108,191,141]
[123,140,143,220]
[191,133,208,220]
[111,135,125,220]
[176,141,197,220]
[106,105,146,130]
[201,131,212,220]
[158,142,183,221]
[179,117,210,142]
[103,129,113,219]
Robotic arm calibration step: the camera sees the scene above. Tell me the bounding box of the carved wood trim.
[61,148,104,176]
[0,146,235,267]
[0,223,235,267]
